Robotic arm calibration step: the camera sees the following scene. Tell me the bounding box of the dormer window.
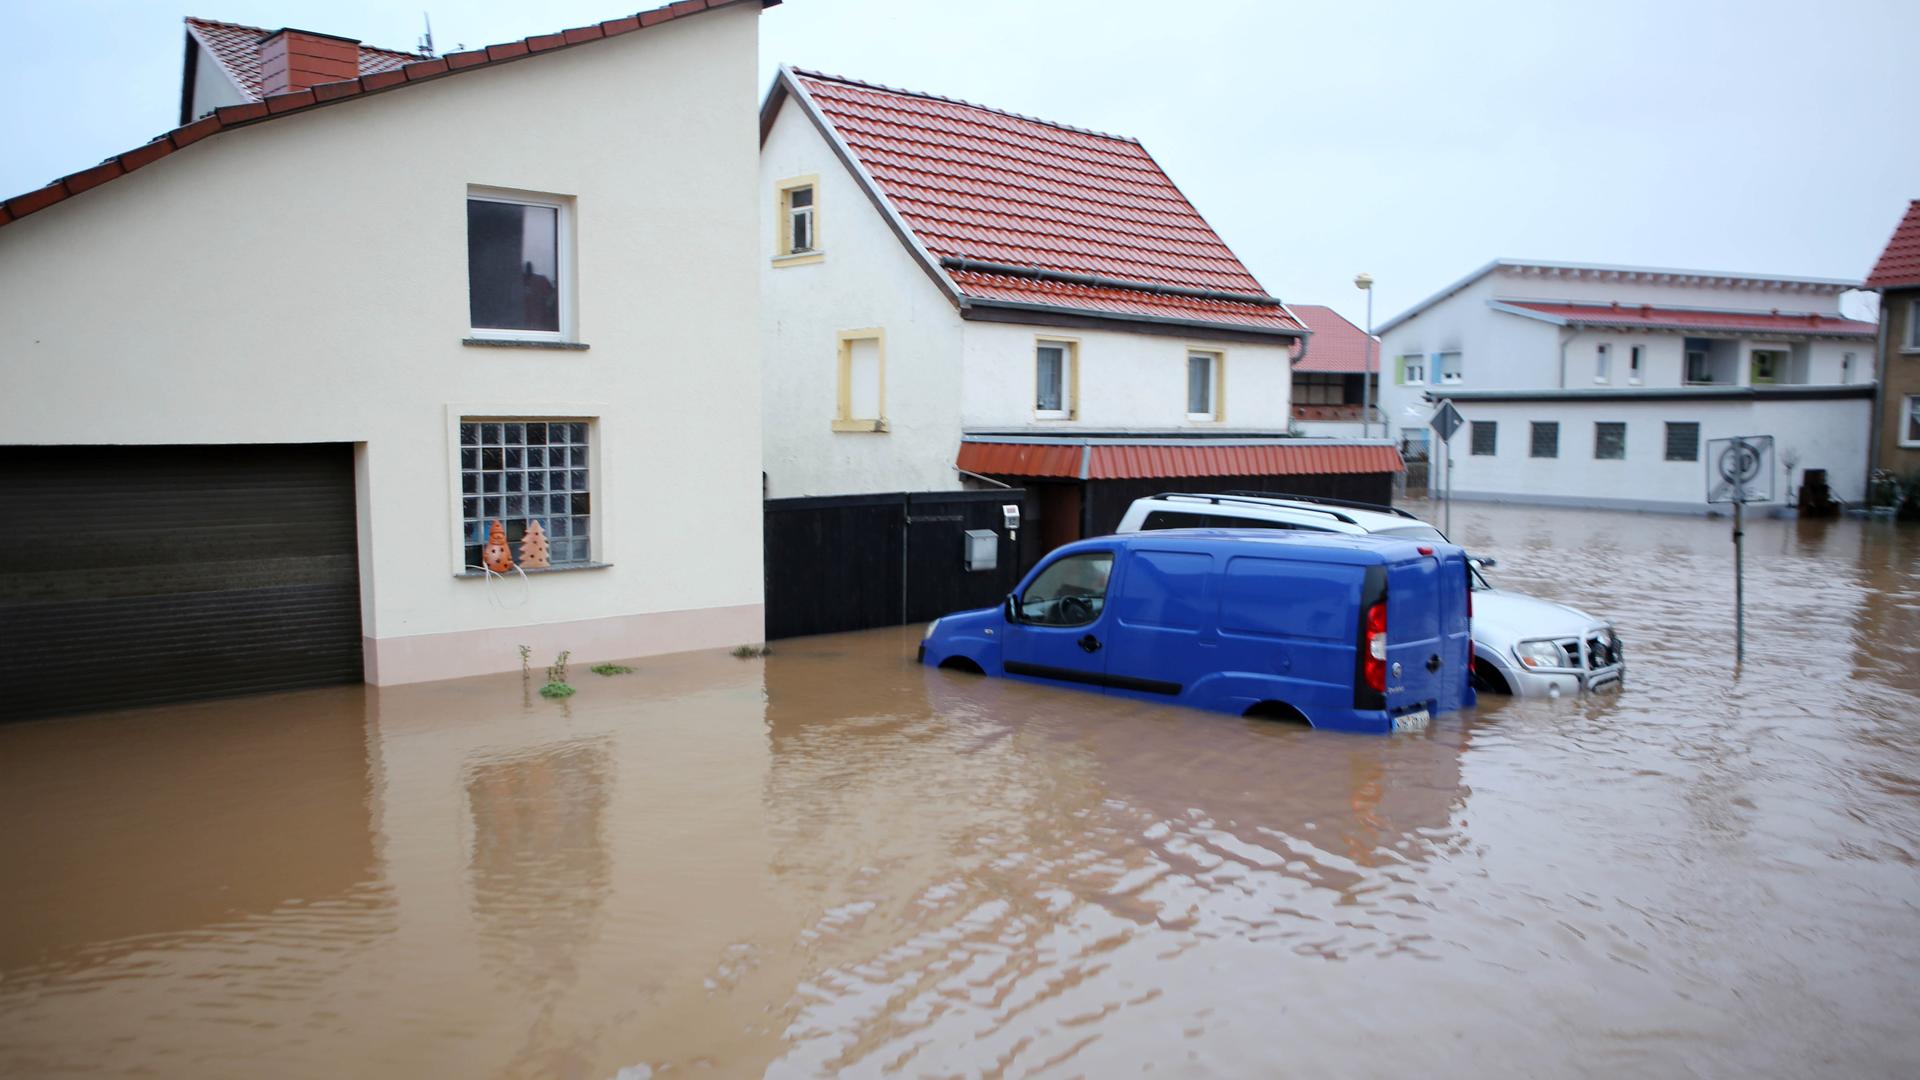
[774,176,822,264]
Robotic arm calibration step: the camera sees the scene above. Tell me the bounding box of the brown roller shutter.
[0,444,363,719]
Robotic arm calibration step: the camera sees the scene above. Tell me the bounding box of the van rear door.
[1383,553,1448,714]
[1431,549,1473,713]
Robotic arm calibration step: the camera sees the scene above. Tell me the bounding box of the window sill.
[832,418,888,433]
[463,337,590,351]
[1900,347,1920,356]
[457,561,612,579]
[772,251,825,268]
[1034,413,1075,422]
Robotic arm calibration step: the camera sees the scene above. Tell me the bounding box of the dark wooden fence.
[764,489,1039,640]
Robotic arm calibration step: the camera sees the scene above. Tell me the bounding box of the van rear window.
[1218,556,1361,641]
[1141,510,1299,531]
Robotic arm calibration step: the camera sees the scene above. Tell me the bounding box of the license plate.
[1392,709,1430,732]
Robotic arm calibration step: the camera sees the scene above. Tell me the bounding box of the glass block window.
[460,419,592,569]
[1470,420,1497,456]
[1665,421,1700,462]
[1595,421,1627,460]
[1530,421,1559,458]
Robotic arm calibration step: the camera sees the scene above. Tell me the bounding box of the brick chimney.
[257,28,361,96]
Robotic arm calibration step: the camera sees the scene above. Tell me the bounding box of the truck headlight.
[1514,640,1564,670]
[923,617,941,640]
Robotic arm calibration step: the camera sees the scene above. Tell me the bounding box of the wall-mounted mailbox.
[963,529,998,571]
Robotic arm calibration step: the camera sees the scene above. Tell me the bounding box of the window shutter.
[1395,356,1406,385]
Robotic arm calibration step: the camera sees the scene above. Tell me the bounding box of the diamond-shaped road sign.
[1430,399,1464,443]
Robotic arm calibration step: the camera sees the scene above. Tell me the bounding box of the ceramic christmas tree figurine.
[482,520,516,573]
[518,519,551,569]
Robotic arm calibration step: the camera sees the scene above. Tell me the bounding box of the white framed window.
[1035,339,1077,419]
[1907,299,1920,351]
[1398,355,1426,385]
[1686,348,1712,384]
[1594,343,1611,383]
[1751,348,1785,384]
[467,188,572,342]
[1629,345,1644,385]
[1435,350,1463,384]
[1187,350,1223,420]
[1903,394,1920,448]
[458,418,593,569]
[774,175,821,264]
[1841,352,1855,384]
[834,328,885,432]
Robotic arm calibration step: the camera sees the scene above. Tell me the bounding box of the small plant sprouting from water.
[591,662,635,676]
[518,644,532,680]
[732,644,772,659]
[539,650,575,698]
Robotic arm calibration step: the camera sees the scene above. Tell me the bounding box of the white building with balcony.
[1374,260,1878,511]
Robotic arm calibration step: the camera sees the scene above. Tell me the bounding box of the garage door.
[1,444,363,719]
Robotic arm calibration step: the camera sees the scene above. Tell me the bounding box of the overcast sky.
[3,0,1909,324]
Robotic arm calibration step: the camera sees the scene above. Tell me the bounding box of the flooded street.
[3,501,1919,1079]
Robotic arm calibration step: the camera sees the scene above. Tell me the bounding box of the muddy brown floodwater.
[3,501,1919,1078]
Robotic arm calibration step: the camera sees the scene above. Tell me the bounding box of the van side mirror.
[1470,555,1497,569]
[1004,593,1019,623]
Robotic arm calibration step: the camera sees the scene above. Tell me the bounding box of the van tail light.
[1363,600,1387,693]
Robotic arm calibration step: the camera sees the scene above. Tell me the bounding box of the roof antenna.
[418,12,435,57]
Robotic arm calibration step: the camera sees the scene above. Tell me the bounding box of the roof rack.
[1220,490,1418,520]
[1150,492,1360,527]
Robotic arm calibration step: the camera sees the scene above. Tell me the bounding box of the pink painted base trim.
[363,603,765,686]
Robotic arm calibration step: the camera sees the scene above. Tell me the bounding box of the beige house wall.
[0,6,767,683]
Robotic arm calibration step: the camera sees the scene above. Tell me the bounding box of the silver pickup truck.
[1114,493,1622,698]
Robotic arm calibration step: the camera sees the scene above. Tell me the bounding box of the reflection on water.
[1,504,1917,1078]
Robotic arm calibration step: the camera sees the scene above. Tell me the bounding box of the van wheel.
[1244,701,1311,727]
[938,656,985,675]
[1470,658,1512,695]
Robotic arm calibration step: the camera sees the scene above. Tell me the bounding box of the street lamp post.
[1354,273,1375,439]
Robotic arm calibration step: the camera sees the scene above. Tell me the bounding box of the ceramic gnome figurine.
[518,519,551,569]
[482,520,516,573]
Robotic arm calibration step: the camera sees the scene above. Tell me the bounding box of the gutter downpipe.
[1869,295,1888,488]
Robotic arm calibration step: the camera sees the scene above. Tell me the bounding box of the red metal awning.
[957,440,1404,480]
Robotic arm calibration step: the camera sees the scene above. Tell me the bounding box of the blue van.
[919,530,1474,734]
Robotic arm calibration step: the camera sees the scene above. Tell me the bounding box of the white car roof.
[1130,493,1443,537]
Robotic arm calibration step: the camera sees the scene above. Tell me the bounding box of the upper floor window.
[834,328,885,433]
[1629,345,1644,385]
[1470,420,1497,456]
[468,190,570,339]
[1035,340,1076,419]
[1907,300,1920,351]
[1187,350,1223,420]
[1594,343,1611,384]
[1295,373,1347,405]
[1841,352,1855,384]
[1398,355,1426,384]
[1751,349,1785,384]
[1902,394,1920,448]
[1435,351,1463,384]
[774,176,821,263]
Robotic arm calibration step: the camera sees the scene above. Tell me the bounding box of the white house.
[757,69,1401,546]
[0,3,774,715]
[1374,260,1877,512]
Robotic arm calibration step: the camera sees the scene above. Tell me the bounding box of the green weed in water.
[731,644,771,659]
[591,663,635,676]
[538,681,576,699]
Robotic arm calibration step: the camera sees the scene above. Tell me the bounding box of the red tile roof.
[1287,304,1379,373]
[186,18,419,101]
[0,1,773,232]
[1866,200,1920,290]
[956,440,1402,480]
[787,70,1302,337]
[1497,301,1877,338]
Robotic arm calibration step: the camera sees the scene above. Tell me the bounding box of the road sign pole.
[1733,498,1744,666]
[1444,446,1453,537]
